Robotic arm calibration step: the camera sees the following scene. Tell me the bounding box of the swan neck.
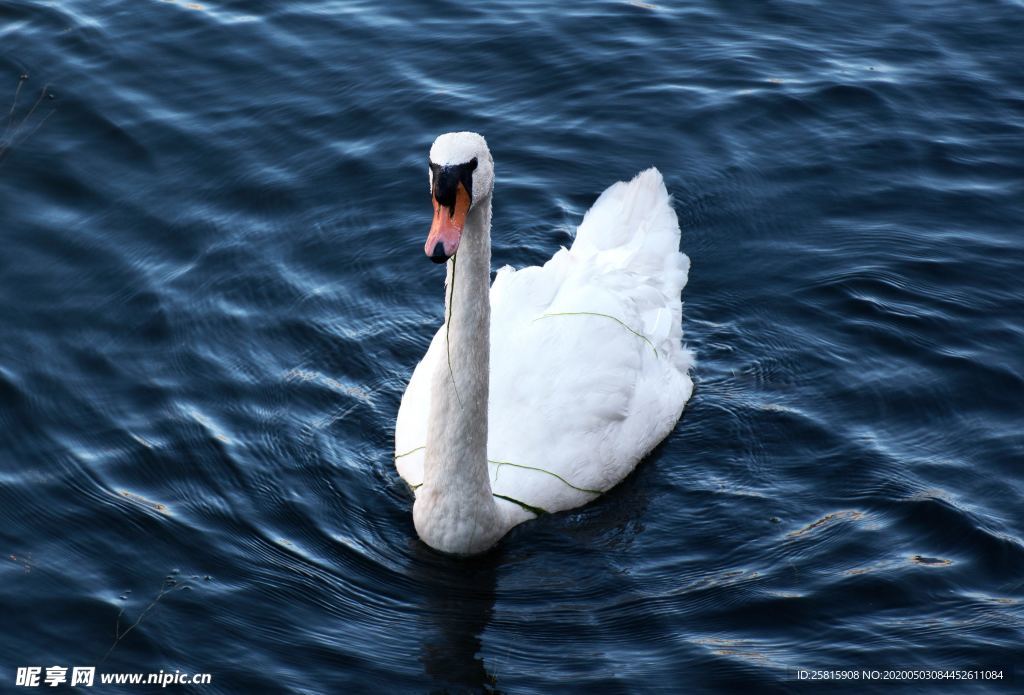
[416,196,502,554]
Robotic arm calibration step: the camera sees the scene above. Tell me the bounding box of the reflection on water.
[414,546,500,692]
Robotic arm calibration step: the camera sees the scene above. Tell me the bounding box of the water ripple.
[1,0,1022,691]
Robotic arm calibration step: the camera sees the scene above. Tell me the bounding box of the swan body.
[396,132,693,555]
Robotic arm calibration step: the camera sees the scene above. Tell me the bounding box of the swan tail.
[571,168,691,365]
[574,168,686,280]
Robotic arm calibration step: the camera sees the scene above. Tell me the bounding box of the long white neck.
[413,195,505,554]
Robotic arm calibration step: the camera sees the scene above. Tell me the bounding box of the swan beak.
[425,181,470,263]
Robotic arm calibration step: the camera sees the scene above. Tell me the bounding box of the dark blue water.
[2,1,1022,692]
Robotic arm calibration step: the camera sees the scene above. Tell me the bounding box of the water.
[1,1,1022,692]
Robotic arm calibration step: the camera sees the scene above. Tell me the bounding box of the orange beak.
[425,181,470,263]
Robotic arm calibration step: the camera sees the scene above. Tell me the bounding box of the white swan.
[395,132,694,555]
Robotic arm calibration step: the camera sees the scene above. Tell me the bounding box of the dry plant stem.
[395,447,601,495]
[535,311,658,356]
[19,83,48,132]
[0,80,55,166]
[445,253,462,406]
[100,577,188,664]
[2,75,26,142]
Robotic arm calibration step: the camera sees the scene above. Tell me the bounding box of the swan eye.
[429,158,478,214]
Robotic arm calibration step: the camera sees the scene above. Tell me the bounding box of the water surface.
[1,0,1022,692]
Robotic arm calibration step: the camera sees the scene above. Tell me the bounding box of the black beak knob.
[428,241,449,264]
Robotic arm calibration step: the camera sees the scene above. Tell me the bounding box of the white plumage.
[396,144,693,548]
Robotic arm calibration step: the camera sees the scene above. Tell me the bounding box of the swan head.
[424,132,494,263]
